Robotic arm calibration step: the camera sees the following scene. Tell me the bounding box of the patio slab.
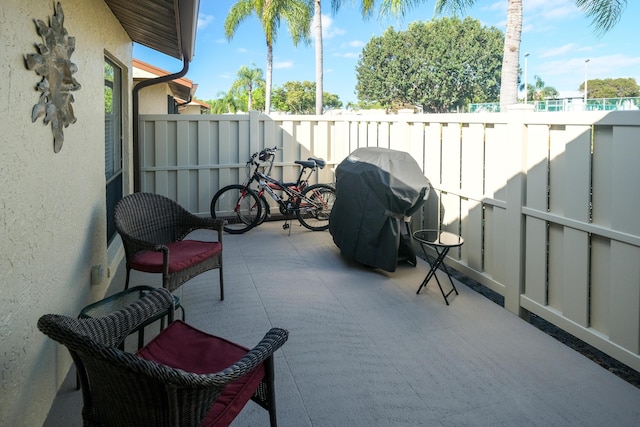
[44,220,640,426]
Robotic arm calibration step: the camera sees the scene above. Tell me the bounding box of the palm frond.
[575,0,627,35]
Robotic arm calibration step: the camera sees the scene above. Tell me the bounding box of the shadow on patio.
[45,221,640,426]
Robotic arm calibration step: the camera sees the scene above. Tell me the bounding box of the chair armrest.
[85,288,175,347]
[210,328,289,383]
[154,328,290,388]
[181,213,225,231]
[38,289,175,350]
[119,228,169,257]
[177,212,225,242]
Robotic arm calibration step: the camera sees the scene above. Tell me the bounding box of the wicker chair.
[38,288,289,427]
[114,192,225,300]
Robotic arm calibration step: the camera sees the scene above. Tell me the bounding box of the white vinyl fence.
[139,107,640,372]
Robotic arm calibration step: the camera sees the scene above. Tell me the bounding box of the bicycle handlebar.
[248,146,281,163]
[248,147,325,171]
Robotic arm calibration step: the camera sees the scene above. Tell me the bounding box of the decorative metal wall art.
[25,2,81,153]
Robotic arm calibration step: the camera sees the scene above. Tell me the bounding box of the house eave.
[104,0,199,61]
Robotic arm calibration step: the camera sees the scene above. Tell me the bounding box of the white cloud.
[534,54,640,91]
[588,54,640,76]
[540,44,576,58]
[311,14,346,39]
[485,1,506,13]
[488,0,578,32]
[198,14,214,30]
[531,0,576,21]
[274,61,294,69]
[237,48,248,53]
[331,40,365,60]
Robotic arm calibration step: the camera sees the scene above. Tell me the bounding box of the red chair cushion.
[137,321,265,427]
[130,240,222,273]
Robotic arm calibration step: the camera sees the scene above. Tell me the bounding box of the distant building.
[133,59,208,114]
[178,98,211,114]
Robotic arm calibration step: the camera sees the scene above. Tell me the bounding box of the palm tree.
[209,91,242,114]
[340,0,627,111]
[314,1,323,115]
[225,0,313,114]
[521,75,558,101]
[435,0,625,109]
[231,64,265,111]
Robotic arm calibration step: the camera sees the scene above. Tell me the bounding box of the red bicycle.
[210,147,336,234]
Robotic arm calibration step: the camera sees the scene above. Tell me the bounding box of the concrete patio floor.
[44,220,640,426]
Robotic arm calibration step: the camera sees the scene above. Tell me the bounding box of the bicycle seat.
[295,160,317,169]
[308,157,325,169]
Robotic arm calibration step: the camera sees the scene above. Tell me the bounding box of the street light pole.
[524,53,530,103]
[584,59,590,106]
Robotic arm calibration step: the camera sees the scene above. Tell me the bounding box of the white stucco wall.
[137,83,173,114]
[0,1,133,425]
[180,104,205,114]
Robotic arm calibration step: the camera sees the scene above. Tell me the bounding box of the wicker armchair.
[38,288,289,427]
[115,192,225,299]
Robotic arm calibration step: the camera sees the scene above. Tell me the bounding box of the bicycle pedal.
[282,223,290,229]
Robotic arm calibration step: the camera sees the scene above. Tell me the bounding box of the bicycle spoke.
[297,184,336,231]
[210,185,262,234]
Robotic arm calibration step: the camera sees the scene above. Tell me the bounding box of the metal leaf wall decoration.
[25,2,81,153]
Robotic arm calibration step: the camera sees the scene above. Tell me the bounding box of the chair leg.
[219,266,224,301]
[124,268,131,290]
[265,356,277,427]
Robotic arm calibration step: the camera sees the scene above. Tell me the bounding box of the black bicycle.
[210,147,336,234]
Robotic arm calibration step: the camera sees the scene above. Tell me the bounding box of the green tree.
[230,64,265,111]
[323,92,342,110]
[347,100,384,110]
[341,0,627,110]
[104,63,114,113]
[237,86,267,111]
[355,17,503,113]
[272,80,342,114]
[580,77,639,98]
[439,0,627,109]
[225,0,313,114]
[206,91,242,114]
[521,75,558,101]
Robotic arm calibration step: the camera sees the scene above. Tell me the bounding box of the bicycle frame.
[211,146,335,233]
[244,148,321,216]
[257,171,305,212]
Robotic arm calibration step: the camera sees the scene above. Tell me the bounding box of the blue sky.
[134,0,640,105]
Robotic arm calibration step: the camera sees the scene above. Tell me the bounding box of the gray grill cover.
[329,147,431,272]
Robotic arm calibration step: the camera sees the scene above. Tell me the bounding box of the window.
[168,95,178,114]
[105,58,123,243]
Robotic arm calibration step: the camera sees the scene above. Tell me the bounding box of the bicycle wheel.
[297,184,336,231]
[210,184,262,234]
[257,194,270,225]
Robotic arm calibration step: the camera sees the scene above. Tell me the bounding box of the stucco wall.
[138,83,173,114]
[180,104,205,114]
[0,1,132,425]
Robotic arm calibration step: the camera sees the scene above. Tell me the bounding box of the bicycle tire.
[297,184,336,231]
[210,184,262,234]
[257,194,270,225]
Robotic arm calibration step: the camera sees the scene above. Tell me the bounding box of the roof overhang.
[132,59,195,100]
[104,0,199,61]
